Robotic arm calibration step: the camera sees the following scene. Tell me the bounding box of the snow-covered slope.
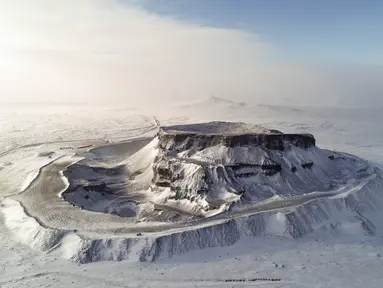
[1,103,383,287]
[1,120,382,264]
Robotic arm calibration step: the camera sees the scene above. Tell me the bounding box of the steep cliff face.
[147,122,360,218]
[158,122,315,152]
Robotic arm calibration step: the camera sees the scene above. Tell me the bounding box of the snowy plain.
[1,98,383,288]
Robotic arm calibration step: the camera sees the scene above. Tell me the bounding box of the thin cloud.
[0,0,381,107]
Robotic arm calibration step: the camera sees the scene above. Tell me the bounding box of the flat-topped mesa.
[158,122,315,152]
[150,122,318,211]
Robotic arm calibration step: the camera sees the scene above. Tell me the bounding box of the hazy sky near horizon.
[0,0,382,107]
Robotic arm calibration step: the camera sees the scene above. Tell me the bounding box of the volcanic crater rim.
[160,121,281,136]
[158,121,316,151]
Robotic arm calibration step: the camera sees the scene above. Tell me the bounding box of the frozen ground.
[1,98,383,287]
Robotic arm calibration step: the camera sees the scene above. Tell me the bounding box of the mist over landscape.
[0,0,382,108]
[0,1,383,288]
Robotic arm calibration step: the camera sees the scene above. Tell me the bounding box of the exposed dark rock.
[155,181,171,188]
[227,161,282,177]
[83,182,108,193]
[328,155,335,160]
[158,125,315,152]
[301,162,314,169]
[151,122,318,211]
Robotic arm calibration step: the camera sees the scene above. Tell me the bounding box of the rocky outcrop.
[158,122,315,152]
[150,122,317,214]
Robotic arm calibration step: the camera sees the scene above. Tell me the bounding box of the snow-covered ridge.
[150,122,367,218]
[1,121,383,263]
[1,172,382,263]
[161,121,277,135]
[158,121,315,151]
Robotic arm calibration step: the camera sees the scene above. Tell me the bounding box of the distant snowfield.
[1,99,383,287]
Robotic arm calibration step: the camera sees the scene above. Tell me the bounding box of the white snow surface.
[1,101,383,287]
[161,121,277,135]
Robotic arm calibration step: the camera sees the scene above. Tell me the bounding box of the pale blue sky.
[130,0,383,64]
[0,0,382,106]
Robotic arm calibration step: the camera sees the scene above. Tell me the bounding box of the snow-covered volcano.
[1,120,382,263]
[69,121,375,223]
